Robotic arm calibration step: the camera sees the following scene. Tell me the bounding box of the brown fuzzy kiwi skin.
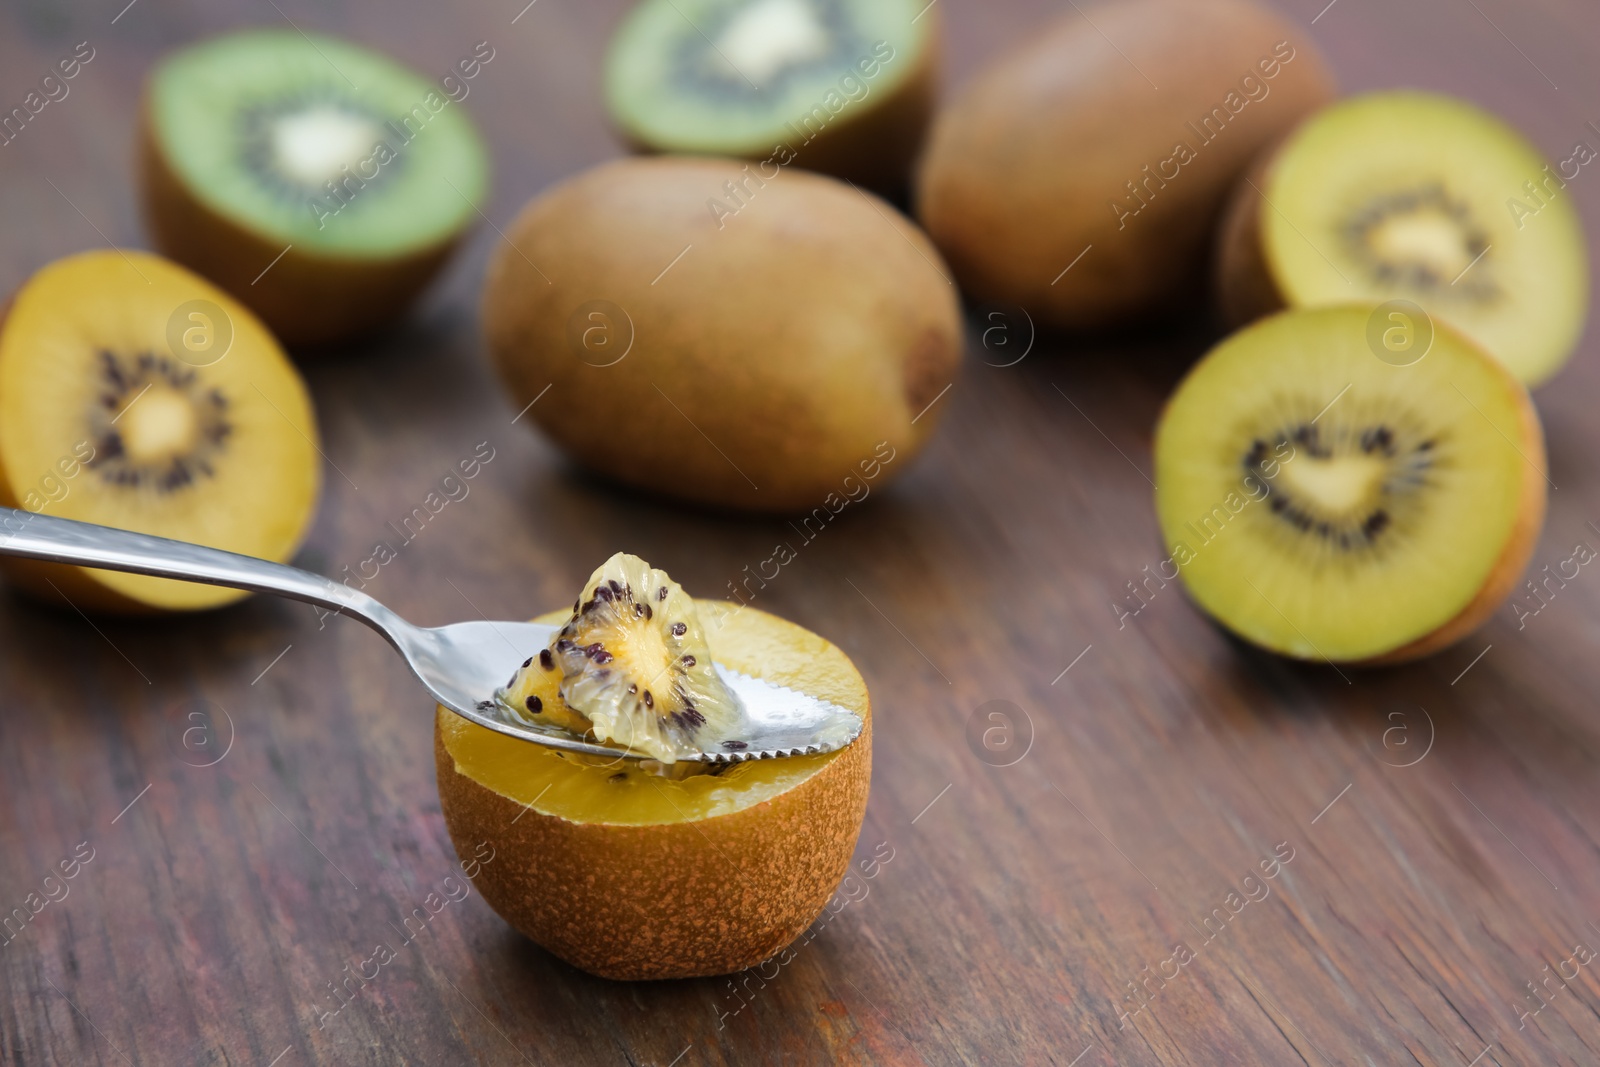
[136,101,465,348]
[1212,139,1291,326]
[914,0,1335,331]
[1360,351,1548,666]
[483,156,962,514]
[433,605,873,981]
[617,16,941,195]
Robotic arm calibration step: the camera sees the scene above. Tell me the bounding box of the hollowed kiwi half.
[1216,90,1589,387]
[437,599,872,980]
[139,29,489,345]
[0,250,321,613]
[604,0,938,190]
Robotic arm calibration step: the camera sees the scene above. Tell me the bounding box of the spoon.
[0,507,863,763]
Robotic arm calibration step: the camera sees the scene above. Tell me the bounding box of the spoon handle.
[0,506,395,630]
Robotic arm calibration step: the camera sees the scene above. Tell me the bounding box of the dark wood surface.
[5,0,1600,1064]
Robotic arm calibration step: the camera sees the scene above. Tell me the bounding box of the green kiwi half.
[140,28,490,344]
[603,0,938,190]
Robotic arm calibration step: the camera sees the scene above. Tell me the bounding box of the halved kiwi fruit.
[604,0,938,190]
[438,597,871,980]
[0,250,321,613]
[139,29,489,345]
[1154,306,1545,663]
[1216,90,1589,387]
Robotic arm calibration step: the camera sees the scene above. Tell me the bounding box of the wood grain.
[4,0,1600,1064]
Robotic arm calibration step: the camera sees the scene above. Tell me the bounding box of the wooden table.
[4,0,1600,1063]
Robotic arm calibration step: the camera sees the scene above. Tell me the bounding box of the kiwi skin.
[1211,141,1285,327]
[914,0,1335,330]
[484,156,961,514]
[615,13,941,194]
[136,106,467,347]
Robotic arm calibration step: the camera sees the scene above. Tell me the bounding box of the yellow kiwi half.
[1154,306,1545,663]
[435,600,872,980]
[1216,91,1589,386]
[0,249,322,612]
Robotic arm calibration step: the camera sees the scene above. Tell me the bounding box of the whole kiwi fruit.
[914,0,1335,330]
[483,156,961,513]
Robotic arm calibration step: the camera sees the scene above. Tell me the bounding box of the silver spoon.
[0,507,863,763]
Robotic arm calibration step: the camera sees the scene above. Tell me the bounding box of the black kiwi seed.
[1360,426,1395,455]
[722,740,748,751]
[628,683,638,694]
[521,657,532,668]
[657,586,668,600]
[643,603,652,620]
[634,603,645,617]
[526,695,543,714]
[556,638,576,652]
[642,690,653,709]
[539,649,554,670]
[573,599,581,614]
[597,584,614,602]
[671,622,687,636]
[608,579,624,596]
[681,654,696,667]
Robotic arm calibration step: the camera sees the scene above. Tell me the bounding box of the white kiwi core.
[119,387,200,464]
[270,106,382,186]
[715,0,830,82]
[1274,451,1389,518]
[1365,208,1476,281]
